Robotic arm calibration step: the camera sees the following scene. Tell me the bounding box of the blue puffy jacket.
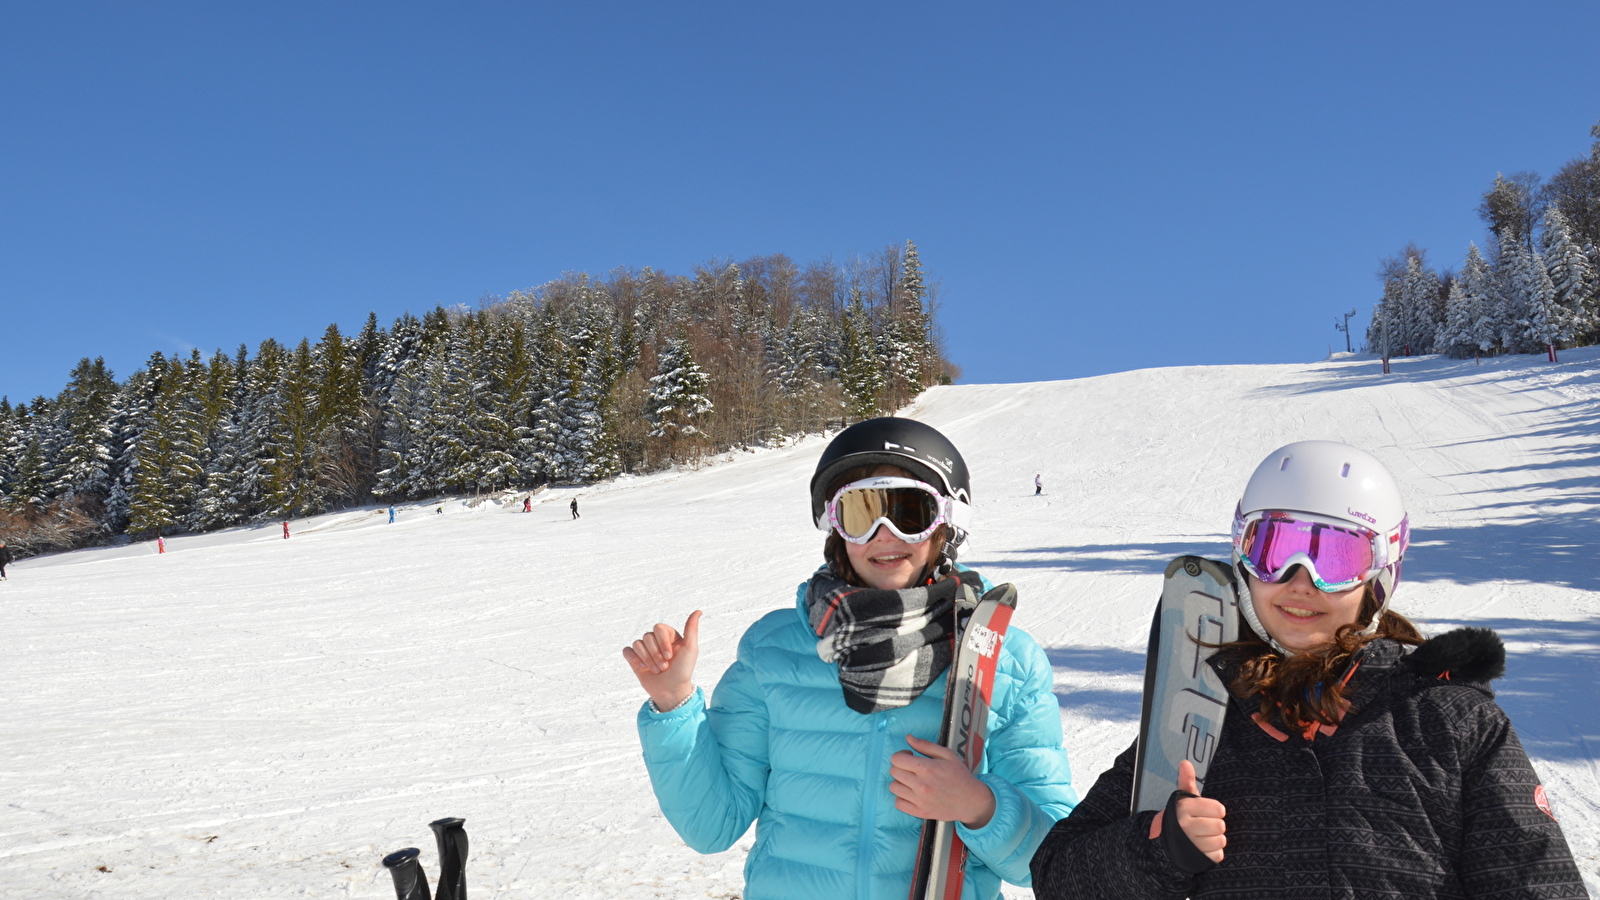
[637,573,1077,900]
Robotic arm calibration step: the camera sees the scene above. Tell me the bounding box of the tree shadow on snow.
[1416,616,1600,766]
[965,541,1223,577]
[971,463,1600,591]
[1040,619,1600,767]
[1044,645,1146,723]
[1248,351,1600,398]
[1406,513,1600,592]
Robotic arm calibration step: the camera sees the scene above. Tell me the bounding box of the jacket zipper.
[858,714,888,900]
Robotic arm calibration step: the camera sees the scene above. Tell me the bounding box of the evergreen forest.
[0,241,948,556]
[1370,119,1600,359]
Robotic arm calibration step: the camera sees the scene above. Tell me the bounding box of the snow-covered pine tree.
[420,305,454,349]
[898,239,936,384]
[3,400,52,511]
[191,346,255,530]
[877,317,923,409]
[1541,207,1598,343]
[1435,276,1475,358]
[181,350,241,530]
[838,287,882,419]
[372,315,428,498]
[523,315,575,484]
[1399,256,1441,354]
[373,313,424,404]
[128,356,191,535]
[771,307,831,434]
[354,311,386,388]
[726,262,754,335]
[313,323,367,504]
[1491,239,1535,353]
[1367,277,1401,358]
[151,351,213,524]
[416,324,470,494]
[0,398,18,503]
[47,357,117,505]
[102,358,163,532]
[469,317,532,492]
[1523,246,1571,355]
[433,313,510,493]
[646,326,713,441]
[261,339,325,518]
[1453,244,1500,355]
[570,304,622,481]
[373,359,424,498]
[231,339,287,517]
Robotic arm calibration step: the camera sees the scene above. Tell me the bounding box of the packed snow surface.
[4,350,1599,898]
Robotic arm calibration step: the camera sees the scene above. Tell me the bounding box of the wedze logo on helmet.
[884,440,955,475]
[1347,508,1377,525]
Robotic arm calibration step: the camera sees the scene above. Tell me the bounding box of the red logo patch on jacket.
[1534,785,1557,821]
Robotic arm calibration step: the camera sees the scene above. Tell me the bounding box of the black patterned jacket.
[1030,629,1588,899]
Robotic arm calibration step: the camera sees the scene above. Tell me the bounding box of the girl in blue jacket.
[623,418,1076,900]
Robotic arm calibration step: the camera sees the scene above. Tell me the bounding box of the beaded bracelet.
[649,691,695,714]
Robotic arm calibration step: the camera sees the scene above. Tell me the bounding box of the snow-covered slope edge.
[2,348,1597,897]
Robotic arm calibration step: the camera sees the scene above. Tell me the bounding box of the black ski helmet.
[809,417,973,528]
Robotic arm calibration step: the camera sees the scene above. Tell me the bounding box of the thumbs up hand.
[1174,759,1227,864]
[623,611,702,712]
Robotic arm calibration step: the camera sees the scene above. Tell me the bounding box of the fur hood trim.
[1402,627,1506,683]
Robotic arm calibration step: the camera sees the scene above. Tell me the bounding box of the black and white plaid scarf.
[805,566,984,714]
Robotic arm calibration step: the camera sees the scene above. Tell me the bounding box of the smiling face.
[837,465,939,590]
[1246,566,1368,653]
[843,521,936,590]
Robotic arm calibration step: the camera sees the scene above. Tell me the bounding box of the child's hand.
[1174,759,1227,863]
[889,734,996,828]
[622,611,701,712]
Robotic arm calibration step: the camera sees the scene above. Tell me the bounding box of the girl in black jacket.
[1030,441,1586,899]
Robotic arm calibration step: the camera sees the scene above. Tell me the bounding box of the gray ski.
[1131,556,1239,813]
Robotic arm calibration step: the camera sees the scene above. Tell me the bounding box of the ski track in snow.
[3,350,1599,897]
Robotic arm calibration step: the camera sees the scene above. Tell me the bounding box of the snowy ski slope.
[3,349,1598,898]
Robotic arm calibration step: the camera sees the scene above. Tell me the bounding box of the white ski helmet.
[1232,440,1410,653]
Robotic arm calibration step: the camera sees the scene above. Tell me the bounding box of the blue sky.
[3,2,1598,402]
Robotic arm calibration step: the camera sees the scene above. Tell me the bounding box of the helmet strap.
[1361,564,1400,635]
[1233,560,1292,656]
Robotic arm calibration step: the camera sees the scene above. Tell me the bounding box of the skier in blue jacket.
[623,418,1076,900]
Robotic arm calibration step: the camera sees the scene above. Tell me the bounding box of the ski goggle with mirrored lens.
[822,477,953,544]
[1232,508,1408,592]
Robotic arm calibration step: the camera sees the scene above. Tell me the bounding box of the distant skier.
[523,496,532,513]
[388,506,395,524]
[282,521,290,540]
[0,540,11,580]
[570,497,580,519]
[622,418,1073,898]
[1034,473,1043,495]
[157,535,166,554]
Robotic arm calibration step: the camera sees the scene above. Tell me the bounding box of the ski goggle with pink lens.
[1232,508,1408,592]
[824,477,951,544]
